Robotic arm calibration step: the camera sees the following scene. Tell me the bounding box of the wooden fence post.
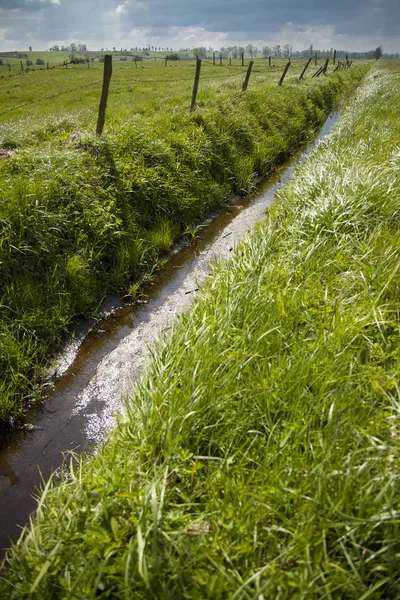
[242,60,254,91]
[322,58,329,75]
[96,55,112,136]
[299,57,312,81]
[269,56,271,67]
[213,52,216,66]
[241,53,244,67]
[312,66,324,78]
[190,58,202,112]
[333,49,336,65]
[314,52,318,65]
[165,58,167,67]
[20,60,23,71]
[229,57,232,66]
[8,63,11,72]
[220,55,222,66]
[278,61,290,86]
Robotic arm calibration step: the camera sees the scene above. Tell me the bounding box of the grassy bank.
[0,62,367,425]
[1,62,399,597]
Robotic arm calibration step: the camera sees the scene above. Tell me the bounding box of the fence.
[0,52,353,130]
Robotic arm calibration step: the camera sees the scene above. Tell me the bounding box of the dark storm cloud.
[118,0,400,37]
[0,0,399,47]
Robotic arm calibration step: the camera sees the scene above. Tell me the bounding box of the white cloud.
[116,1,129,15]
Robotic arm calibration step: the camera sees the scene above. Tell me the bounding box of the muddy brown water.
[0,111,342,557]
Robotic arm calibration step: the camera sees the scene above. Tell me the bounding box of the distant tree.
[273,44,281,58]
[262,46,272,59]
[231,45,239,59]
[29,46,32,52]
[246,43,255,58]
[192,46,207,59]
[166,52,180,61]
[373,46,383,60]
[36,58,45,65]
[283,44,292,59]
[26,59,33,66]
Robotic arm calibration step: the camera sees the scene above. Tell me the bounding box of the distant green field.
[0,58,354,128]
[0,50,93,70]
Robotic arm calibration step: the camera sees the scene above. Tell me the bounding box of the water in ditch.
[0,110,342,556]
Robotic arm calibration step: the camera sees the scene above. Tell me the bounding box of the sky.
[0,0,399,54]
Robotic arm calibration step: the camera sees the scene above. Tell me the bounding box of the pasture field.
[0,59,368,425]
[0,50,92,71]
[0,58,341,124]
[1,61,398,598]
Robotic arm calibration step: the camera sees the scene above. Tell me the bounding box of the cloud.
[116,1,128,15]
[0,0,398,52]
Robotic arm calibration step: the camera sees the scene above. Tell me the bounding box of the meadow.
[0,50,91,71]
[1,61,398,598]
[0,57,367,425]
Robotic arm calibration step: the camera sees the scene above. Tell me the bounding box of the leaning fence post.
[299,57,312,81]
[322,58,329,75]
[190,58,202,112]
[278,61,290,86]
[312,66,324,78]
[96,54,112,136]
[242,60,254,91]
[241,53,244,67]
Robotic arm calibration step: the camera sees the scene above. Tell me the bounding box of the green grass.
[0,50,92,72]
[1,61,398,598]
[0,60,367,425]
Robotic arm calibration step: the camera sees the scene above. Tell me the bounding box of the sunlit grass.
[0,60,367,423]
[1,61,398,598]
